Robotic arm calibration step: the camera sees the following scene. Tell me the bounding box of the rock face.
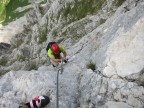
[0,42,11,55]
[0,0,144,108]
[0,16,28,43]
[102,6,144,78]
[0,65,81,108]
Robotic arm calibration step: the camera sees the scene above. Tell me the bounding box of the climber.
[46,42,68,67]
[19,95,50,108]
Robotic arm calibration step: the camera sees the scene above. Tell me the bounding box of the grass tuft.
[86,61,96,71]
[0,70,8,76]
[99,18,106,24]
[27,61,38,71]
[113,0,125,7]
[61,0,105,24]
[17,54,26,61]
[0,57,7,66]
[11,37,24,49]
[38,17,48,44]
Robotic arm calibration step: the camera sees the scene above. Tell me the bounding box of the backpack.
[46,42,56,51]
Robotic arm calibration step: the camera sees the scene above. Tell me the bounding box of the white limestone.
[0,0,144,108]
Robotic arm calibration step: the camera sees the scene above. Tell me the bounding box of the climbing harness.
[56,61,63,108]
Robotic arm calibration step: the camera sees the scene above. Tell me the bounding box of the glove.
[64,59,68,63]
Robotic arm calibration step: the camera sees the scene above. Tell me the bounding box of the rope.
[56,61,63,108]
[56,69,59,108]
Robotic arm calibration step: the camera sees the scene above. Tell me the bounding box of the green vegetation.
[86,61,96,71]
[0,70,8,76]
[38,17,48,44]
[0,0,10,23]
[0,4,6,23]
[38,26,48,44]
[10,65,21,71]
[2,0,31,25]
[11,37,24,48]
[40,0,47,4]
[0,58,8,66]
[52,30,58,37]
[27,61,38,71]
[99,18,106,24]
[38,0,48,15]
[61,0,105,23]
[37,16,48,44]
[113,0,125,7]
[140,83,144,87]
[60,19,91,43]
[17,54,26,61]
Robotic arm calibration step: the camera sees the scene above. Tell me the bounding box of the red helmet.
[51,43,60,54]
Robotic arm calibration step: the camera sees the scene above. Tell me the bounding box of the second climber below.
[46,42,68,67]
